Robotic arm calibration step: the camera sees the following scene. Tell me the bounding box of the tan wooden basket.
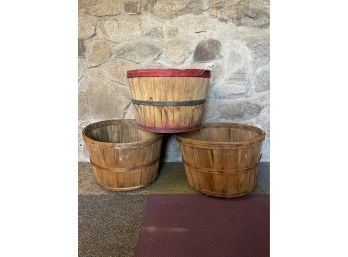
[82,119,162,191]
[177,123,265,198]
[127,69,210,133]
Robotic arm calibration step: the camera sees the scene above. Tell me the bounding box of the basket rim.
[127,68,211,78]
[82,119,162,147]
[176,122,265,146]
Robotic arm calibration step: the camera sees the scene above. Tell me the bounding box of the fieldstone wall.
[78,0,270,162]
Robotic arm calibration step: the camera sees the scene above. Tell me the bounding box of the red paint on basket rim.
[127,69,211,78]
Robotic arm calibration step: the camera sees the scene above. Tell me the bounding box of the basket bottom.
[91,160,159,191]
[183,163,258,198]
[96,177,157,192]
[136,124,200,133]
[190,185,255,198]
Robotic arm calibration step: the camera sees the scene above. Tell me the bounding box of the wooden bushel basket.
[82,119,162,191]
[127,69,210,133]
[177,123,265,198]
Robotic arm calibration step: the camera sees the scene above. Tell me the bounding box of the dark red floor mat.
[135,194,269,257]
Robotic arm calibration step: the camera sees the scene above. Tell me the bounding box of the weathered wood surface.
[127,69,210,133]
[83,119,162,191]
[177,123,265,198]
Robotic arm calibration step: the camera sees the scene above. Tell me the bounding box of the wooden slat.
[128,75,209,133]
[177,123,265,198]
[82,119,162,191]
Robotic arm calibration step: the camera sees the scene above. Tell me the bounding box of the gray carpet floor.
[78,162,270,257]
[79,194,147,257]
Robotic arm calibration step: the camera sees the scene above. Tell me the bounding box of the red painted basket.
[127,69,211,133]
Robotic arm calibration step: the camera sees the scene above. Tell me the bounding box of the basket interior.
[85,122,155,143]
[180,125,264,143]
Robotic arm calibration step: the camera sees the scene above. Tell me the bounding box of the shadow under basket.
[177,123,265,198]
[82,119,162,191]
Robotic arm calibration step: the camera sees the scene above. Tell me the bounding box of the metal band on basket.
[131,99,206,106]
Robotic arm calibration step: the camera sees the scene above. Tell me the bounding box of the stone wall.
[78,0,270,162]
